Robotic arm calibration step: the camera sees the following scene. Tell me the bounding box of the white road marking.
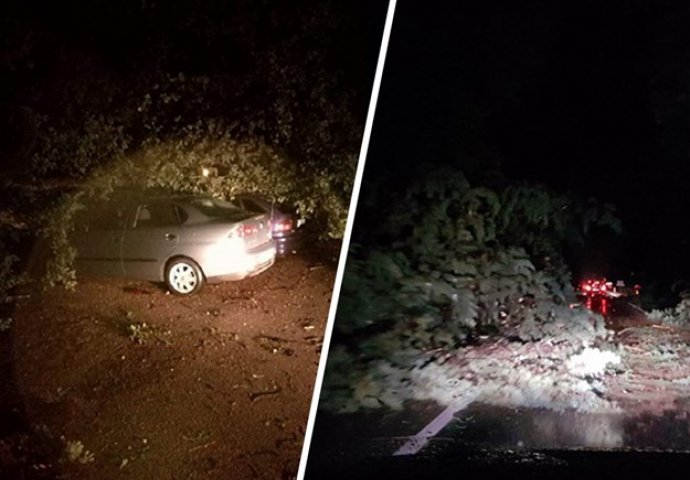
[393,396,476,456]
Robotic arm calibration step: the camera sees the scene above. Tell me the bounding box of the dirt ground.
[1,247,337,479]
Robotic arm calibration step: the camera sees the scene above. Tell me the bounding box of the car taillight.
[228,224,258,239]
[241,224,258,237]
[580,278,622,298]
[273,219,293,233]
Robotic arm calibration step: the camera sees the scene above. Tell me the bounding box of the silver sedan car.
[73,194,276,295]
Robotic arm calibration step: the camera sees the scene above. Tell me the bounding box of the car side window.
[134,203,181,228]
[78,203,128,231]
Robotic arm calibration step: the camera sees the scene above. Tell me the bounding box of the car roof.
[108,188,220,204]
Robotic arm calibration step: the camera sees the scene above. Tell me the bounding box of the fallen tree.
[321,168,625,414]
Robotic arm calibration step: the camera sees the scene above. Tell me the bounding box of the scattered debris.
[565,347,621,377]
[300,317,316,330]
[7,253,334,478]
[123,285,152,295]
[128,322,153,344]
[204,326,246,348]
[62,440,95,464]
[275,432,299,449]
[254,335,297,356]
[250,386,282,402]
[188,441,216,453]
[3,294,31,303]
[0,317,12,332]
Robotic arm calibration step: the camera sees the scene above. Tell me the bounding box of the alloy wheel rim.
[170,263,197,293]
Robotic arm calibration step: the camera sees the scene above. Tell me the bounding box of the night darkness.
[1,0,387,167]
[363,0,690,303]
[0,2,390,478]
[303,4,690,477]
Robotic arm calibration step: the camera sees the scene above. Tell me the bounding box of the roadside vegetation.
[321,167,627,413]
[1,2,372,292]
[0,3,380,477]
[649,299,690,328]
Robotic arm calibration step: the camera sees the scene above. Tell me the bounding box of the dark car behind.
[233,193,305,255]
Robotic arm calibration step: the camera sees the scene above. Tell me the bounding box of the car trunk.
[240,213,273,249]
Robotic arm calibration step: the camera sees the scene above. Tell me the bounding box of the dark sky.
[1,0,388,165]
[364,0,690,292]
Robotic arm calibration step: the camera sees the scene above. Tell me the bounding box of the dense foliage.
[337,168,620,340]
[39,131,356,288]
[322,168,621,412]
[0,2,380,289]
[649,299,690,327]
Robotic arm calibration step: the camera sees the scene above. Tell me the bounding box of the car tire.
[165,257,204,295]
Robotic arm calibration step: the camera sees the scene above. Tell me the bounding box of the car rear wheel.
[165,257,204,295]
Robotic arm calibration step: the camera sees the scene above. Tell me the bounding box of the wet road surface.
[305,298,690,478]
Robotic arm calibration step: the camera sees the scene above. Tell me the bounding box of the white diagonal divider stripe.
[394,396,477,456]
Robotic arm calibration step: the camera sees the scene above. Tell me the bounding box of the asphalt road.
[305,296,690,479]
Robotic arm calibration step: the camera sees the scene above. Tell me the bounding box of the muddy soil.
[1,248,337,479]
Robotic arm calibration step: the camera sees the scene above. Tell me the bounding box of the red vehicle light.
[580,278,611,297]
[273,219,293,233]
[242,224,258,236]
[228,224,258,239]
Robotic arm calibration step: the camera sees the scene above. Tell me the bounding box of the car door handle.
[165,233,177,240]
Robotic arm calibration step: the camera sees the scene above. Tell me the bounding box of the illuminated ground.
[2,248,336,479]
[305,300,690,477]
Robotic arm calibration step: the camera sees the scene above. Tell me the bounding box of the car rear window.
[241,198,267,214]
[188,198,249,220]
